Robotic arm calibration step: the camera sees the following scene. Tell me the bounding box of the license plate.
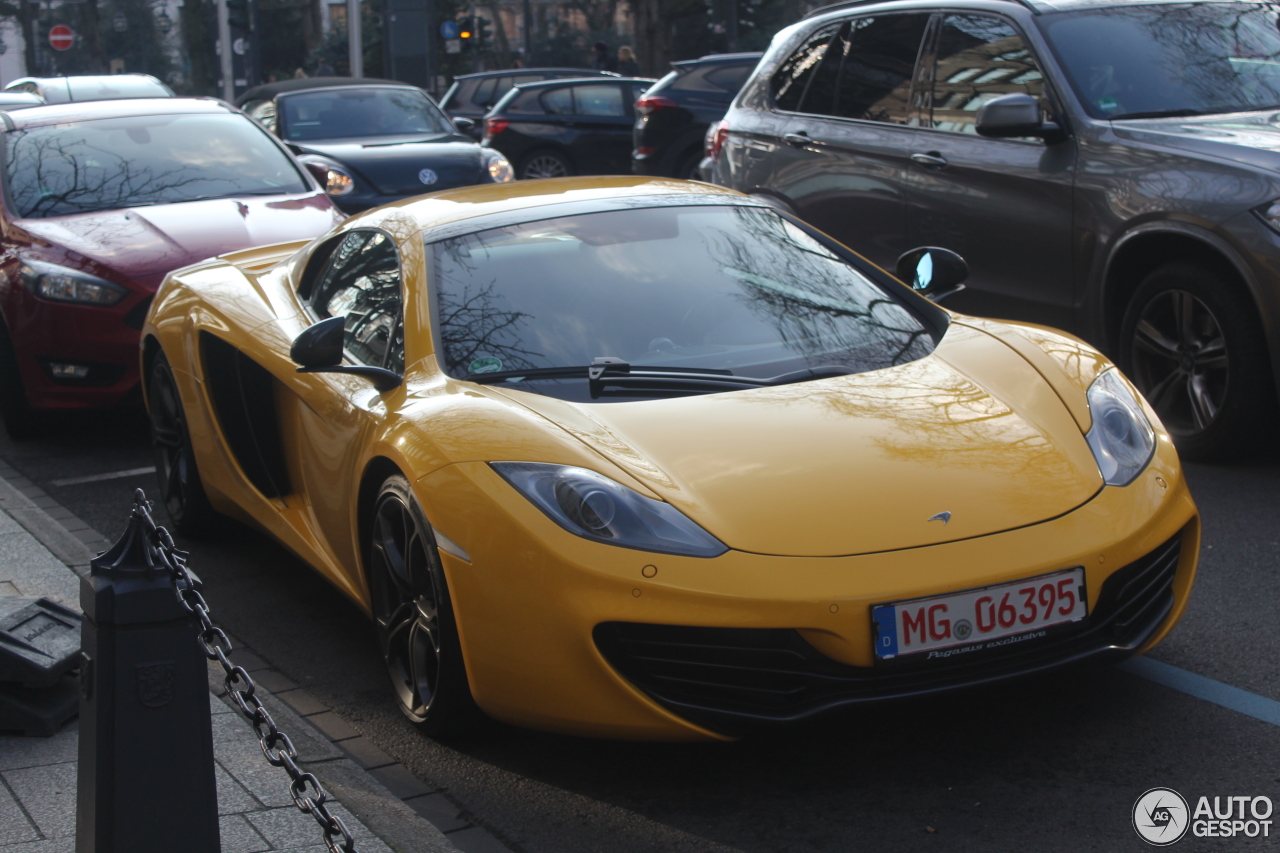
[872,567,1087,662]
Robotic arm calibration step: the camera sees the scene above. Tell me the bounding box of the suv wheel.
[1119,263,1271,460]
[520,150,572,180]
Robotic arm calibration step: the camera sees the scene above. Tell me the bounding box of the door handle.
[911,152,948,168]
[783,132,810,147]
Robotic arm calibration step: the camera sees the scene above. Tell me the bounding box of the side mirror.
[975,93,1064,142]
[302,161,330,185]
[290,316,402,392]
[453,116,476,133]
[895,247,968,302]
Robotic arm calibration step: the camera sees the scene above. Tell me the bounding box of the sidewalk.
[0,469,503,853]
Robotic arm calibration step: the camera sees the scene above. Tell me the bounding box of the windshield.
[430,205,934,403]
[1041,3,1280,119]
[5,112,309,218]
[280,87,454,141]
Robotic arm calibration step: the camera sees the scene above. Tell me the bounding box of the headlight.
[486,151,514,183]
[322,166,355,196]
[1085,370,1156,486]
[19,259,127,306]
[491,462,727,557]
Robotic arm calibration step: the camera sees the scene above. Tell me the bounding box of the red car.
[0,97,344,436]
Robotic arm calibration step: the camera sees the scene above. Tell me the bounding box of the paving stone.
[3,762,75,838]
[274,689,327,717]
[0,512,22,536]
[304,712,360,742]
[0,583,16,596]
[210,690,236,715]
[216,762,264,814]
[0,778,38,846]
[446,826,512,853]
[0,723,77,771]
[229,649,270,672]
[367,764,433,799]
[0,534,78,603]
[251,669,299,693]
[211,713,295,809]
[0,838,75,853]
[219,813,271,853]
[336,736,395,770]
[246,804,372,850]
[404,793,471,833]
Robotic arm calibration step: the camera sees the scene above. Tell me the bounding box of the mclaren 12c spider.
[141,178,1199,740]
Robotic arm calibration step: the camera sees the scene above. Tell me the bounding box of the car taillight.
[706,120,730,161]
[635,95,677,116]
[484,118,509,140]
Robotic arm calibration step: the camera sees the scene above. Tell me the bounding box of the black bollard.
[75,500,220,853]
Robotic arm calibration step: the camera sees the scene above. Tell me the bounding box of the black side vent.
[199,333,291,498]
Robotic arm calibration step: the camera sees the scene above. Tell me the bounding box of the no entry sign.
[48,25,74,51]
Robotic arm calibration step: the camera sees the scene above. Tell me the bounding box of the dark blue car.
[237,77,513,213]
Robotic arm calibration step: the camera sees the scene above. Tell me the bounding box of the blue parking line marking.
[1117,657,1280,727]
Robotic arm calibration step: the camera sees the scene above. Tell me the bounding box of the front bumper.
[418,435,1197,740]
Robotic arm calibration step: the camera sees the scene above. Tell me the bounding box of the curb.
[0,461,514,853]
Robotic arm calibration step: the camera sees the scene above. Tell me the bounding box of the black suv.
[631,52,762,179]
[441,68,616,137]
[713,0,1280,459]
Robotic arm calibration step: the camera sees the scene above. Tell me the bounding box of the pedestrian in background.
[591,41,618,72]
[617,46,639,76]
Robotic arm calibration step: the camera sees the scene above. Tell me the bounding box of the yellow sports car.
[142,178,1199,740]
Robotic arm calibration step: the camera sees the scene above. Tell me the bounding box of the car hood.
[297,135,486,196]
[19,192,339,280]
[1111,110,1280,172]
[497,323,1104,557]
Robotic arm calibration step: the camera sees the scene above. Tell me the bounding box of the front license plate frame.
[872,567,1088,664]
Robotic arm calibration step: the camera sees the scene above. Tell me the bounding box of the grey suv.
[712,0,1280,459]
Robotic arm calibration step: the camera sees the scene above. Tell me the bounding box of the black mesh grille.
[595,530,1185,734]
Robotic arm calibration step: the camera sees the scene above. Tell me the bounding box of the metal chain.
[130,489,357,853]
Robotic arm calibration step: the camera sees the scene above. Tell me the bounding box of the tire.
[519,149,573,180]
[0,321,38,441]
[674,149,701,180]
[1119,263,1273,461]
[366,475,481,737]
[148,351,215,535]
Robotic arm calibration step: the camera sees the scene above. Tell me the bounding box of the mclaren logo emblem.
[927,511,952,525]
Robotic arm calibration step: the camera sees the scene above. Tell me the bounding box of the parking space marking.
[1118,657,1280,727]
[50,467,154,487]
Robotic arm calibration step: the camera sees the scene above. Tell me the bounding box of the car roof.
[235,76,410,106]
[508,76,656,91]
[451,68,617,81]
[803,0,1228,18]
[672,52,765,68]
[359,177,756,238]
[6,73,166,87]
[3,96,235,129]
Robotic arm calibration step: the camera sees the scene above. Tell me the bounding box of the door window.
[929,14,1048,134]
[574,84,625,117]
[311,231,405,373]
[771,24,840,112]
[540,87,575,115]
[833,14,931,123]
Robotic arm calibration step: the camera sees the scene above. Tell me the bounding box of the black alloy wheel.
[148,351,215,535]
[1120,263,1272,461]
[520,150,573,180]
[367,475,478,736]
[0,320,38,441]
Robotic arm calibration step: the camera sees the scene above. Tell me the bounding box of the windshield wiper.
[1108,108,1211,121]
[467,357,854,394]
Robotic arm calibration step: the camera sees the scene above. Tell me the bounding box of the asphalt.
[3,409,1280,852]
[0,441,479,853]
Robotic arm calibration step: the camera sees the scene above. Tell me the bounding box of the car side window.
[541,87,575,115]
[929,14,1049,135]
[772,23,841,112]
[245,100,278,135]
[574,84,625,116]
[704,63,755,94]
[833,14,932,123]
[311,231,405,373]
[472,77,497,107]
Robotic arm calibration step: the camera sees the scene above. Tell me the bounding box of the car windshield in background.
[281,88,454,141]
[1041,2,1280,120]
[5,113,309,218]
[430,205,934,402]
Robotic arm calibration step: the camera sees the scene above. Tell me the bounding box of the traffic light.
[458,16,474,49]
[227,0,250,33]
[476,16,491,50]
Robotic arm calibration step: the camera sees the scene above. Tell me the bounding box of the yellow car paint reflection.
[141,177,1198,740]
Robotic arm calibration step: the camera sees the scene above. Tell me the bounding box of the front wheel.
[1119,263,1273,461]
[366,475,480,737]
[148,351,215,535]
